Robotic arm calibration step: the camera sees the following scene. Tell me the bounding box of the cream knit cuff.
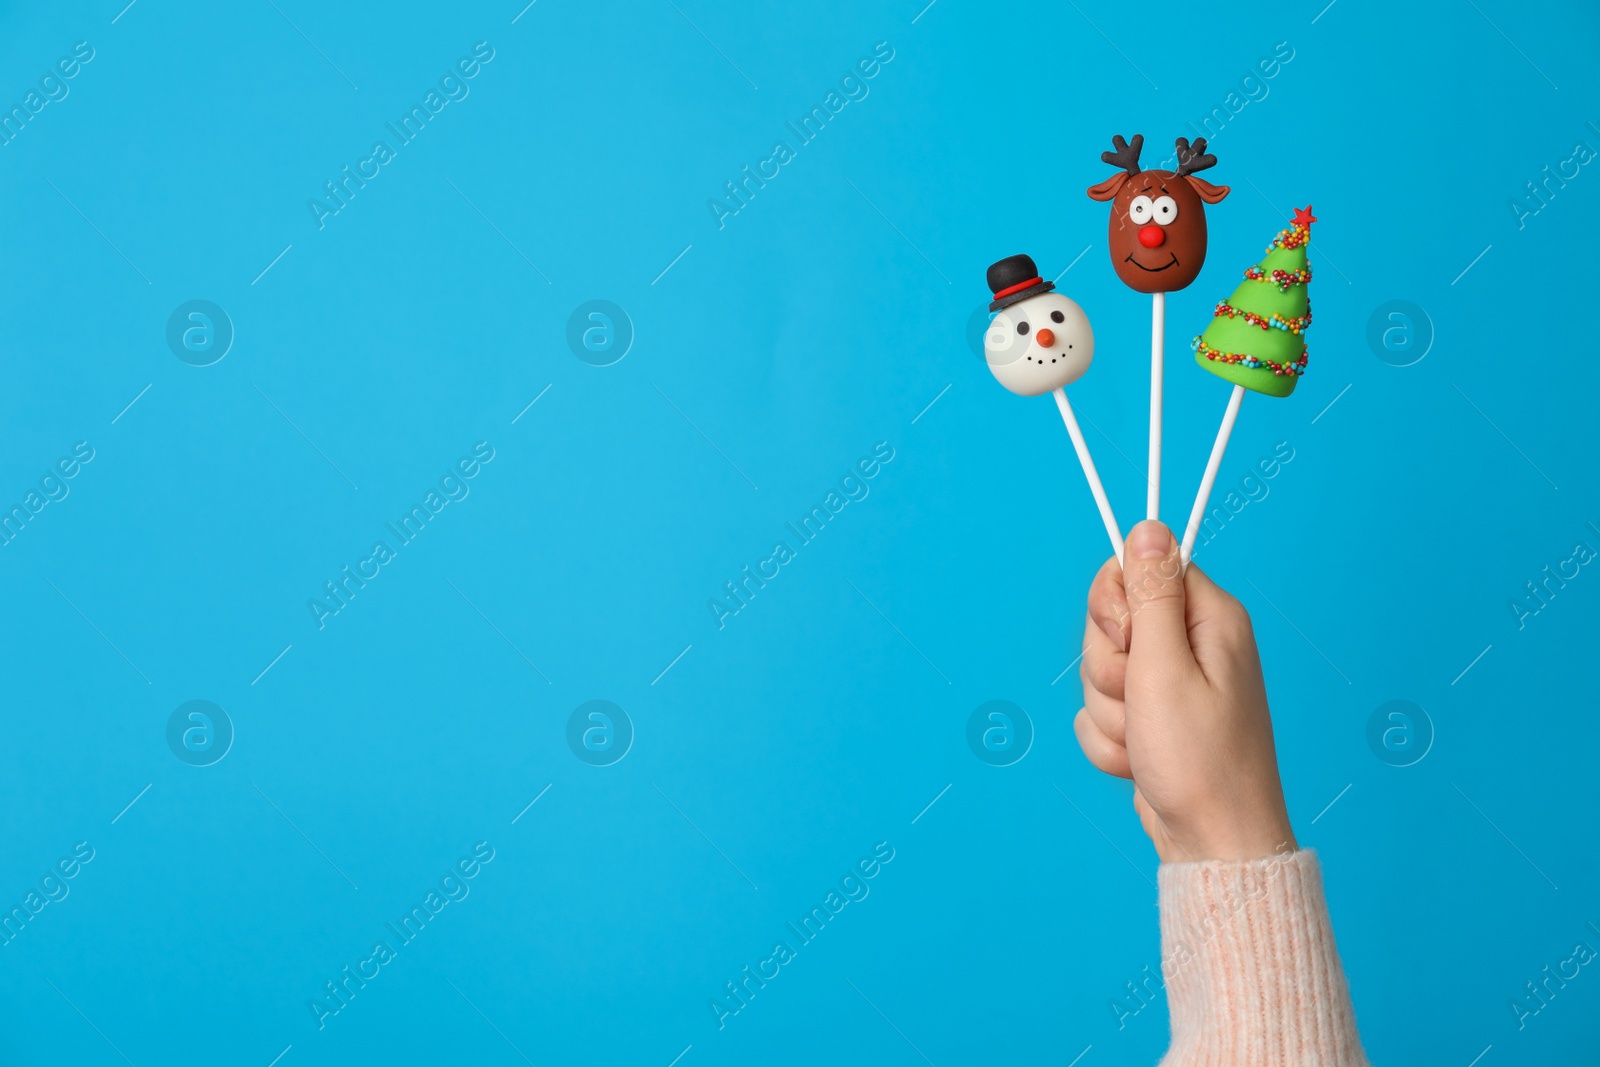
[1158,848,1369,1066]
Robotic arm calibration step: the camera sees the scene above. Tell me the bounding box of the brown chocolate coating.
[1101,171,1217,293]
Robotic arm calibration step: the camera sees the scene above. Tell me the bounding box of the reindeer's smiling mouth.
[1124,252,1179,272]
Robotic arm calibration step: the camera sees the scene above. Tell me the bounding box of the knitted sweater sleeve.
[1157,848,1370,1066]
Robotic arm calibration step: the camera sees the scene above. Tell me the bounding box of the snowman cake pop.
[984,255,1095,395]
[983,254,1123,562]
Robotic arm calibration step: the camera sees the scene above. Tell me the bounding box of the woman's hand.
[1074,521,1296,863]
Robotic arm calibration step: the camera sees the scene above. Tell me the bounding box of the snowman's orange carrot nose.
[1035,328,1056,348]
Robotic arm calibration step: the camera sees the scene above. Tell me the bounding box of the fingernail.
[1101,617,1125,652]
[1127,521,1173,560]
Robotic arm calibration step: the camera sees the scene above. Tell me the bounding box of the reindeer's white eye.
[1128,195,1154,224]
[1152,195,1178,226]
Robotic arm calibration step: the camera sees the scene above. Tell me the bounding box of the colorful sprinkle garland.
[1270,221,1310,252]
[1240,218,1315,290]
[1244,264,1313,291]
[1213,300,1312,335]
[1192,336,1309,377]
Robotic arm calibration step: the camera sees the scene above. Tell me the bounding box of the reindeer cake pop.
[1087,134,1231,294]
[983,254,1123,562]
[1088,134,1232,524]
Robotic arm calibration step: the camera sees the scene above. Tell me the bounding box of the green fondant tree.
[1193,206,1315,398]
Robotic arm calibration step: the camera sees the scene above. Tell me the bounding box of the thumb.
[1122,521,1193,665]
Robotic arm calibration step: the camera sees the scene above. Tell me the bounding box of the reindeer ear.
[1185,176,1230,204]
[1087,173,1129,201]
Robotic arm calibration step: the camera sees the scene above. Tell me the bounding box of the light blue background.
[0,1,1596,1063]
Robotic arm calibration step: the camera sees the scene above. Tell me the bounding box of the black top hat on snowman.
[986,254,1055,312]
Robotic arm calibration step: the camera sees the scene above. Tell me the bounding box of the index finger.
[1086,554,1130,652]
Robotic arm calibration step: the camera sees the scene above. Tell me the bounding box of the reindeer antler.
[1174,137,1218,177]
[1101,134,1143,175]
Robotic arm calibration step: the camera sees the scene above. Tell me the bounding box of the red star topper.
[1293,205,1317,227]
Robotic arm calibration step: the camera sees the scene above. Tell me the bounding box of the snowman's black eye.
[1051,311,1065,323]
[1016,321,1029,336]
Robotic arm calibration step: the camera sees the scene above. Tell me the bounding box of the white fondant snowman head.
[983,254,1094,397]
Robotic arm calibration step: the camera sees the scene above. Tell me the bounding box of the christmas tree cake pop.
[1192,206,1315,397]
[982,254,1124,562]
[1179,207,1317,564]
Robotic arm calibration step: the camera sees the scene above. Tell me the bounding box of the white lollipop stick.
[1180,384,1246,565]
[1149,292,1164,522]
[1053,387,1124,565]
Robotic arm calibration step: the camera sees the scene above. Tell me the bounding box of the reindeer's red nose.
[1035,328,1056,348]
[1138,224,1166,248]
